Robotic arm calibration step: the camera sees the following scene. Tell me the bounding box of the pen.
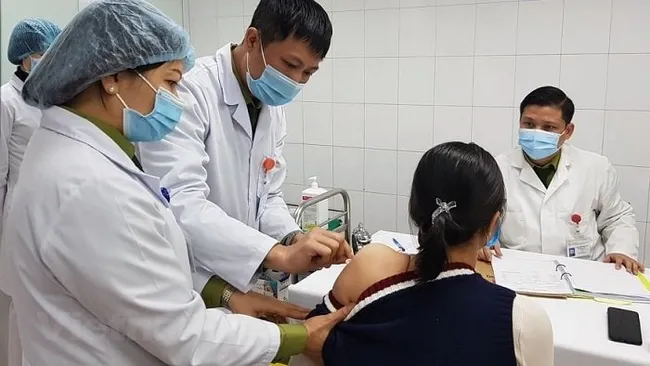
[392,238,406,252]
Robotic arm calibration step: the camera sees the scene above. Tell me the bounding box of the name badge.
[566,240,591,258]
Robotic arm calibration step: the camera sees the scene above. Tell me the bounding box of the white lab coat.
[0,73,41,366]
[138,44,300,292]
[4,107,280,366]
[0,74,41,242]
[496,144,639,261]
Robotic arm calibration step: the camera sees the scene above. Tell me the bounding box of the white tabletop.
[287,231,650,366]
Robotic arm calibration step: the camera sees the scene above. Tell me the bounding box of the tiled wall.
[185,0,650,263]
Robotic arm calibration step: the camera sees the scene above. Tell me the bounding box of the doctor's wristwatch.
[221,284,236,310]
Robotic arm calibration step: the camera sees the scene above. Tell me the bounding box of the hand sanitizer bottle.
[300,177,328,231]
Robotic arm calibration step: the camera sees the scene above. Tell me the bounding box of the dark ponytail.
[409,142,505,282]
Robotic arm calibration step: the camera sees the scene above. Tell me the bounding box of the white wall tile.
[365,149,398,194]
[366,0,400,9]
[284,143,304,185]
[562,0,612,54]
[333,147,365,191]
[397,151,423,196]
[332,11,364,58]
[365,104,399,149]
[475,2,518,56]
[616,166,650,222]
[517,0,563,55]
[303,145,333,187]
[365,9,400,57]
[285,101,304,144]
[217,17,245,47]
[610,0,650,54]
[437,0,477,5]
[346,190,365,229]
[243,0,259,16]
[603,111,650,167]
[396,195,412,234]
[560,55,608,110]
[282,183,303,206]
[332,0,364,11]
[569,110,605,154]
[433,106,473,144]
[646,224,650,266]
[606,54,650,111]
[399,57,435,105]
[217,0,243,16]
[473,56,515,107]
[334,104,365,148]
[436,5,476,57]
[398,105,434,152]
[400,0,435,7]
[303,59,332,102]
[365,58,399,104]
[303,102,333,145]
[399,7,436,57]
[435,57,474,106]
[472,107,514,156]
[189,0,219,57]
[364,192,398,233]
[514,55,561,105]
[333,58,365,103]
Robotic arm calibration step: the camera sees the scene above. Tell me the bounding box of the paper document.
[371,230,419,254]
[559,258,650,299]
[492,257,572,297]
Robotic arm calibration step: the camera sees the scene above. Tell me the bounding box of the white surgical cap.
[22,0,195,108]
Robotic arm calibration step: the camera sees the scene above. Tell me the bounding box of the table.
[287,231,650,366]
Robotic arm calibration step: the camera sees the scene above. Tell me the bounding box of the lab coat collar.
[511,145,574,196]
[41,107,140,173]
[215,43,255,138]
[41,107,169,205]
[9,74,24,92]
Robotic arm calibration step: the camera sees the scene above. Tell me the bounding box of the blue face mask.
[518,128,565,161]
[246,44,304,106]
[118,72,184,142]
[487,222,501,248]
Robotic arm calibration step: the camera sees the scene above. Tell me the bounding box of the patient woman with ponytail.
[298,142,553,366]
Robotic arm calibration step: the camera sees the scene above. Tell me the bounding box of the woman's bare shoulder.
[331,243,413,305]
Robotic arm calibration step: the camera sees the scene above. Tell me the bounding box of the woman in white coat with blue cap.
[0,17,60,366]
[3,1,347,365]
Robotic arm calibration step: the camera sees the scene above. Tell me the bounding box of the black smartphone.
[607,307,643,346]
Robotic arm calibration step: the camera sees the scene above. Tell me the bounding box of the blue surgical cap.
[23,0,195,108]
[7,18,61,65]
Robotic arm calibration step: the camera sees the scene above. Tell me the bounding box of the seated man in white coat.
[138,0,351,299]
[480,86,643,274]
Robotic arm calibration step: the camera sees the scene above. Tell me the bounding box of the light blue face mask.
[117,72,185,142]
[487,222,501,248]
[518,128,565,161]
[246,43,304,106]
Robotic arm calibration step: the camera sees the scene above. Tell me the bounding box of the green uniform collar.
[525,151,561,170]
[231,45,261,109]
[63,107,135,158]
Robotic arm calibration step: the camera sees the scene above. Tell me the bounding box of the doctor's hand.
[303,304,353,365]
[604,253,645,275]
[266,228,353,274]
[228,291,309,322]
[478,245,502,262]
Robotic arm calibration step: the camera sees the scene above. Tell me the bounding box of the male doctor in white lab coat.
[480,86,643,274]
[139,0,351,295]
[0,18,61,366]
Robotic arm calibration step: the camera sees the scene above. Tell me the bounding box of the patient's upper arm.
[331,243,411,305]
